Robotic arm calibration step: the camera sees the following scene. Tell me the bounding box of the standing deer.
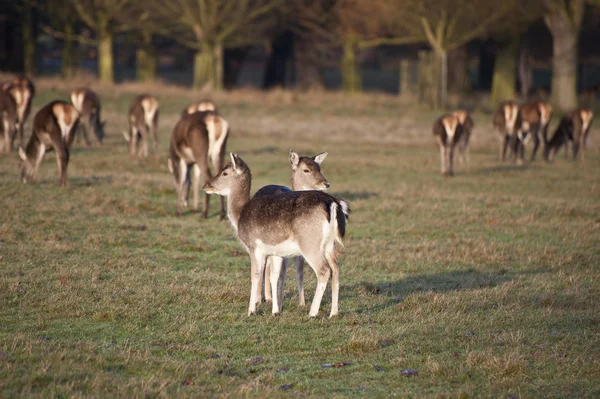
[167,111,229,218]
[5,75,35,149]
[0,85,18,152]
[254,150,330,306]
[18,101,79,186]
[182,100,217,117]
[452,110,474,164]
[492,101,520,162]
[433,114,463,176]
[70,88,106,145]
[518,101,553,162]
[123,95,159,157]
[204,154,349,317]
[545,108,594,161]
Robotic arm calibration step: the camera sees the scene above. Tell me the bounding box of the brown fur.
[19,101,79,186]
[181,100,217,118]
[546,108,593,161]
[5,75,35,149]
[125,94,159,157]
[433,114,463,176]
[452,110,474,164]
[492,101,520,162]
[0,88,18,152]
[70,88,105,145]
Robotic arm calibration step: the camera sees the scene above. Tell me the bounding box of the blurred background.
[1,0,599,111]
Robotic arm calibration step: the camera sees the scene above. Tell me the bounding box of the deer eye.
[303,169,310,173]
[222,172,228,176]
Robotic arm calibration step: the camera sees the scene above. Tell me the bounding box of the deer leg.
[530,131,540,162]
[53,140,69,186]
[572,141,580,161]
[324,243,339,317]
[269,256,285,314]
[150,123,159,155]
[138,124,149,158]
[212,154,227,220]
[197,163,212,219]
[2,121,8,152]
[501,135,510,162]
[18,122,24,149]
[304,252,331,317]
[447,145,455,176]
[248,250,266,316]
[176,160,188,215]
[295,256,306,306]
[129,126,138,156]
[32,143,46,183]
[263,258,271,303]
[191,164,201,211]
[439,145,446,175]
[83,119,93,146]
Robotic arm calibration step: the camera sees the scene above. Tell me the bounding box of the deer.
[452,110,474,164]
[123,95,159,157]
[167,110,229,219]
[181,100,217,118]
[433,114,463,176]
[518,101,553,162]
[70,88,106,146]
[492,101,520,162]
[18,101,79,186]
[203,153,350,317]
[0,85,18,153]
[253,150,330,306]
[545,108,594,162]
[5,74,35,149]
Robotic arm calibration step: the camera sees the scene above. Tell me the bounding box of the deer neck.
[227,178,251,232]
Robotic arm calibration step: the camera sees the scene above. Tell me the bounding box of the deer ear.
[18,147,27,161]
[313,152,328,165]
[289,149,299,169]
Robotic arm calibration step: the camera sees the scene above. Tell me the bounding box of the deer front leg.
[439,145,446,175]
[530,131,540,162]
[269,256,285,314]
[295,256,306,306]
[191,164,201,211]
[263,258,272,303]
[304,252,331,317]
[248,250,266,316]
[447,145,455,176]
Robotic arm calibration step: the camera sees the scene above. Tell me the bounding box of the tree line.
[3,0,600,110]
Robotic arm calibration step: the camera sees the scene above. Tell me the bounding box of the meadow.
[1,80,599,398]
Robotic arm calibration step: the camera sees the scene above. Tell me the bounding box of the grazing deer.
[0,85,18,153]
[433,114,463,176]
[452,110,474,164]
[5,75,35,149]
[167,111,229,218]
[70,88,106,145]
[204,154,349,317]
[492,101,520,162]
[518,101,553,162]
[123,95,159,157]
[545,109,594,161]
[18,101,79,186]
[181,100,217,118]
[254,150,330,306]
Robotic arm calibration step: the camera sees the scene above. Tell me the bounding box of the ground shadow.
[331,191,378,201]
[68,175,114,187]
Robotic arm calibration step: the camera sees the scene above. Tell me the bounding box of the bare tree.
[40,0,80,78]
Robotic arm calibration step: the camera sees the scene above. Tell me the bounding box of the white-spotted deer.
[167,111,229,218]
[123,95,159,157]
[433,114,463,176]
[70,88,106,145]
[452,110,474,164]
[181,100,217,118]
[492,101,520,162]
[18,101,79,186]
[5,75,35,149]
[517,101,553,162]
[204,154,349,317]
[253,150,330,306]
[0,85,18,152]
[545,108,594,161]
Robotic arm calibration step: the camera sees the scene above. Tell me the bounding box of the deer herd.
[0,73,596,317]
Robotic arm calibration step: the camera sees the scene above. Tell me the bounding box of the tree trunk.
[213,42,224,91]
[491,38,518,107]
[295,37,324,89]
[440,50,448,108]
[342,36,361,94]
[518,42,533,99]
[448,46,471,94]
[21,4,35,74]
[62,23,74,79]
[544,13,580,111]
[98,31,114,83]
[193,49,214,89]
[136,34,156,83]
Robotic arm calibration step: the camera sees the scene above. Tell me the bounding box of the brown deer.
[123,95,159,157]
[18,101,79,186]
[5,75,35,149]
[181,100,217,118]
[452,110,474,164]
[254,150,330,306]
[0,85,18,152]
[433,114,463,176]
[204,154,349,317]
[167,111,229,218]
[545,108,593,161]
[518,101,553,162]
[492,101,520,162]
[70,88,106,145]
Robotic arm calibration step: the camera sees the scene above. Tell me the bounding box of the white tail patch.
[141,97,158,129]
[442,116,459,142]
[504,104,518,133]
[197,101,215,112]
[71,91,85,113]
[52,103,79,140]
[581,110,593,132]
[206,115,229,163]
[538,103,552,126]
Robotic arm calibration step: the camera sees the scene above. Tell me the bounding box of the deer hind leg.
[269,256,285,314]
[324,242,339,317]
[176,160,188,215]
[2,120,9,152]
[191,164,201,211]
[248,250,267,316]
[262,258,271,303]
[211,153,226,220]
[151,121,159,155]
[294,256,306,306]
[439,145,446,175]
[530,130,540,162]
[138,124,149,158]
[197,162,213,219]
[303,250,331,318]
[447,145,455,176]
[55,143,69,186]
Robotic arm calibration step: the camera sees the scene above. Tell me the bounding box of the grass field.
[1,81,599,398]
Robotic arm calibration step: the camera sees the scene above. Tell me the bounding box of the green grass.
[1,83,599,398]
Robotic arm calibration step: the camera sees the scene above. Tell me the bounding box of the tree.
[40,0,80,78]
[154,0,284,90]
